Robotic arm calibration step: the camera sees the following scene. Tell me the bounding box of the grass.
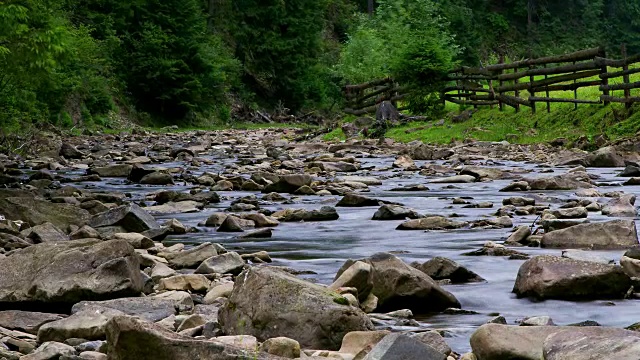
[327,63,640,145]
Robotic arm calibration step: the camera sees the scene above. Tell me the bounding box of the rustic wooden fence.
[343,46,640,115]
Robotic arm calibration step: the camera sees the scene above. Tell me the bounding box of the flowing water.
[59,150,640,353]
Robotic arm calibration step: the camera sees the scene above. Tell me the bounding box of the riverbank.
[1,128,640,359]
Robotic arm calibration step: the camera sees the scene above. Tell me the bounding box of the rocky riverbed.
[2,128,640,359]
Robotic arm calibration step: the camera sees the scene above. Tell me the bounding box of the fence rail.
[343,45,640,115]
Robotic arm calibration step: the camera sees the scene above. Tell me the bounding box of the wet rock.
[239,228,272,238]
[204,213,227,227]
[273,206,339,222]
[372,204,422,220]
[340,253,460,313]
[329,261,373,302]
[336,193,380,207]
[71,296,180,322]
[413,257,485,283]
[624,177,640,186]
[529,172,594,190]
[139,172,174,185]
[463,241,529,258]
[513,255,631,300]
[429,175,476,184]
[195,252,245,275]
[216,216,244,232]
[500,181,531,192]
[263,174,313,194]
[470,324,563,360]
[397,216,465,230]
[601,194,637,217]
[211,180,233,191]
[336,176,382,186]
[460,166,505,180]
[621,250,640,278]
[0,239,143,304]
[541,220,638,249]
[240,251,272,263]
[145,201,202,215]
[219,266,374,350]
[389,184,429,191]
[105,315,280,360]
[89,165,132,178]
[0,311,64,335]
[505,226,532,245]
[585,146,625,167]
[362,333,446,360]
[519,316,555,326]
[89,203,160,233]
[547,207,588,219]
[241,213,279,228]
[619,165,640,177]
[393,155,417,170]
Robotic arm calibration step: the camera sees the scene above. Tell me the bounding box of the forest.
[1,0,639,130]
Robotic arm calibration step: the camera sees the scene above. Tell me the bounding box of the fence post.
[514,66,520,113]
[573,61,578,110]
[601,50,609,106]
[530,65,536,114]
[544,64,551,112]
[498,54,504,112]
[622,44,631,109]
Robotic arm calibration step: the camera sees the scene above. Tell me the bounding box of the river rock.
[89,165,132,178]
[263,174,313,194]
[72,297,177,322]
[429,175,476,184]
[89,203,160,233]
[411,145,453,160]
[601,194,637,217]
[140,172,174,185]
[145,201,202,215]
[470,324,564,360]
[22,222,69,243]
[273,206,339,222]
[22,341,76,360]
[585,146,625,167]
[412,331,451,356]
[203,282,234,304]
[0,311,65,335]
[413,257,485,283]
[527,172,593,190]
[164,243,218,268]
[396,216,465,230]
[336,176,382,186]
[195,252,245,275]
[362,333,445,360]
[105,315,280,360]
[506,225,532,245]
[218,266,374,350]
[502,196,536,206]
[38,308,124,343]
[0,196,91,229]
[336,193,380,207]
[329,261,373,302]
[242,213,279,227]
[59,143,84,159]
[0,239,143,304]
[339,253,460,313]
[216,216,245,232]
[561,249,615,264]
[112,233,154,249]
[393,155,417,170]
[541,219,638,249]
[158,274,210,292]
[372,205,422,220]
[513,255,631,300]
[260,337,300,358]
[543,327,640,360]
[547,207,588,219]
[460,166,505,180]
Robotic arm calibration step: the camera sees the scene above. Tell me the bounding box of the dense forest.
[1,0,639,129]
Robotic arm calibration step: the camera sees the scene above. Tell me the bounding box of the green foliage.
[337,0,459,114]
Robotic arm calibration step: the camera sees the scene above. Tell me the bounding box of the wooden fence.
[343,46,640,115]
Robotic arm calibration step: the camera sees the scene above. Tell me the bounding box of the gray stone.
[543,327,640,360]
[71,297,178,322]
[413,257,485,283]
[397,216,465,230]
[89,204,160,233]
[164,243,218,268]
[541,220,638,249]
[513,255,631,300]
[195,252,245,275]
[0,311,64,335]
[23,222,69,243]
[362,333,446,360]
[21,341,76,360]
[38,309,124,343]
[372,205,422,220]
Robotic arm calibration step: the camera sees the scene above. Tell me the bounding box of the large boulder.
[105,316,281,360]
[362,333,445,360]
[411,145,453,160]
[219,266,374,350]
[527,172,593,190]
[0,196,91,229]
[337,253,460,313]
[585,146,625,167]
[164,243,219,269]
[470,324,568,360]
[541,220,638,249]
[513,255,631,300]
[329,261,374,302]
[38,308,124,343]
[195,252,245,275]
[89,203,160,233]
[0,239,143,304]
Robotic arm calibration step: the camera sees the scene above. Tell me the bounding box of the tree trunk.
[367,0,374,15]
